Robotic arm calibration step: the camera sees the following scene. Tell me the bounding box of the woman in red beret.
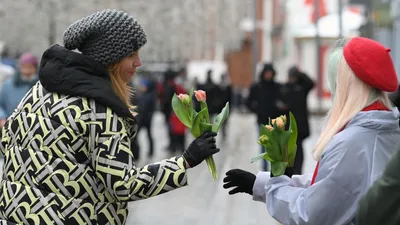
[223,37,400,225]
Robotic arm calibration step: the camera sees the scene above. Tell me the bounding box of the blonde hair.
[313,50,392,160]
[107,62,135,112]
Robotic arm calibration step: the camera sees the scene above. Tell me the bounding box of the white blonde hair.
[313,49,392,160]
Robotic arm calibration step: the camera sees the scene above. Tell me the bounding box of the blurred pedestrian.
[0,52,39,127]
[246,63,285,171]
[136,78,157,157]
[201,69,219,117]
[280,66,314,174]
[217,73,232,141]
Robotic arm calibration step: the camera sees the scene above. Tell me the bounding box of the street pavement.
[0,111,324,225]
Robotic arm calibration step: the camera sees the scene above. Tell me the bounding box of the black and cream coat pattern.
[0,45,188,225]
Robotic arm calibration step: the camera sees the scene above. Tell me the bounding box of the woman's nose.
[134,57,142,67]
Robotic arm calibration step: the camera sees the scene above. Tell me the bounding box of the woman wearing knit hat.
[223,37,400,224]
[0,9,220,225]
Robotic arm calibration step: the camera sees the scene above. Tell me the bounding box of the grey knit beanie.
[63,9,147,66]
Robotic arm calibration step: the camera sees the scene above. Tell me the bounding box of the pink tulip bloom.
[265,125,274,131]
[194,90,206,102]
[178,94,190,105]
[275,117,285,131]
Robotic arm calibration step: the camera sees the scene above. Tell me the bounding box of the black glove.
[270,167,295,178]
[223,169,256,195]
[183,131,219,168]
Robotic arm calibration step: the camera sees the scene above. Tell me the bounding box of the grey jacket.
[252,108,400,225]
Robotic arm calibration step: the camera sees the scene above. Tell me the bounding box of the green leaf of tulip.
[288,112,298,167]
[171,93,193,128]
[263,152,277,162]
[250,152,276,163]
[250,152,267,163]
[200,101,210,123]
[271,161,288,177]
[200,122,212,133]
[262,129,280,153]
[192,108,198,118]
[264,145,282,162]
[212,102,230,132]
[278,130,292,161]
[191,108,209,138]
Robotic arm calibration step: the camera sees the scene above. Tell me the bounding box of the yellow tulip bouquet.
[251,112,298,177]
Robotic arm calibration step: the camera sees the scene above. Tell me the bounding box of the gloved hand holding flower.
[172,88,229,180]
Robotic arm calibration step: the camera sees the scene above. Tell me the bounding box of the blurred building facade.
[1,0,399,113]
[0,0,253,64]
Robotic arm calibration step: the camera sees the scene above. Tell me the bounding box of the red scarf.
[310,101,390,185]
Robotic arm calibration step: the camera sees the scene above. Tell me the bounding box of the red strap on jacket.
[310,101,389,185]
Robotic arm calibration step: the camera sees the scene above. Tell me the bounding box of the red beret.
[343,37,398,92]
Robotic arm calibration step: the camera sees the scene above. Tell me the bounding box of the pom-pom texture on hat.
[63,9,147,66]
[343,37,398,92]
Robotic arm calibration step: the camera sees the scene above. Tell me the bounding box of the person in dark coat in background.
[161,70,177,152]
[280,66,315,174]
[136,78,157,157]
[201,69,219,117]
[193,76,202,112]
[246,63,285,171]
[217,73,232,141]
[129,81,141,160]
[161,69,176,123]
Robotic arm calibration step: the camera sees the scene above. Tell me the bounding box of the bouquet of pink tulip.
[172,88,229,180]
[251,112,298,177]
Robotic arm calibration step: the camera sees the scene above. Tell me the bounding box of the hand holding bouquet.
[172,88,229,180]
[251,112,298,177]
